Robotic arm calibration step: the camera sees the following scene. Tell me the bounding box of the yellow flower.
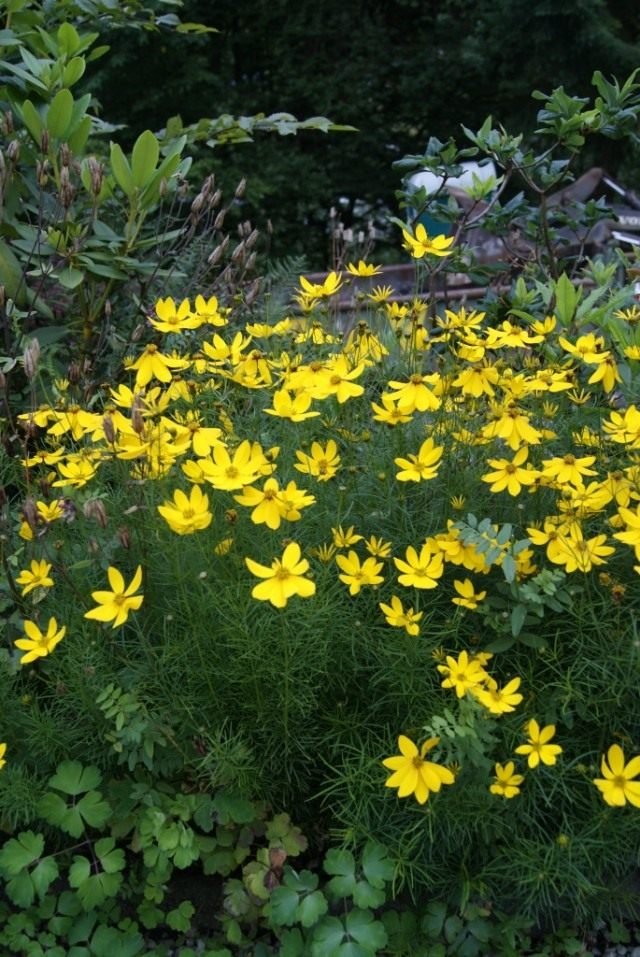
[214,537,234,556]
[346,260,382,277]
[515,719,562,768]
[157,485,213,535]
[371,394,414,426]
[394,543,444,589]
[294,440,341,481]
[378,595,423,636]
[473,676,523,714]
[387,374,441,413]
[547,529,614,574]
[540,453,598,487]
[234,478,285,530]
[394,437,443,482]
[382,734,455,804]
[490,761,524,798]
[200,440,268,491]
[264,389,320,422]
[16,559,54,597]
[245,542,316,608]
[0,742,6,770]
[367,284,394,303]
[365,535,392,558]
[613,305,640,322]
[336,550,384,596]
[128,343,190,388]
[332,525,363,548]
[52,458,99,489]
[451,579,487,610]
[481,446,538,496]
[593,744,640,807]
[15,617,66,664]
[437,650,487,698]
[401,223,455,259]
[84,566,144,629]
[150,297,201,333]
[298,271,344,299]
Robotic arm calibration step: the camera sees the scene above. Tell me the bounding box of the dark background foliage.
[87,0,640,266]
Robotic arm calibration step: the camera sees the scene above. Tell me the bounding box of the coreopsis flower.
[588,356,622,393]
[613,305,640,322]
[150,297,201,333]
[294,440,341,481]
[52,458,99,489]
[276,480,316,521]
[336,550,384,596]
[613,505,640,560]
[245,542,316,608]
[319,356,366,404]
[234,478,284,529]
[371,394,414,426]
[451,579,487,610]
[540,453,598,487]
[264,388,320,422]
[309,543,338,563]
[473,677,523,715]
[437,650,487,698]
[332,525,363,548]
[199,440,268,491]
[394,437,443,482]
[593,744,640,807]
[481,446,539,496]
[515,719,562,768]
[383,734,455,804]
[452,363,500,398]
[193,294,228,326]
[84,566,144,629]
[482,405,542,450]
[346,260,382,277]
[394,543,444,589]
[365,536,392,558]
[547,528,614,574]
[0,743,6,770]
[46,406,101,441]
[298,271,343,300]
[490,762,524,798]
[386,374,441,413]
[401,223,454,259]
[157,486,213,535]
[378,595,423,636]
[15,617,66,664]
[367,284,393,303]
[558,332,608,364]
[127,343,190,388]
[16,559,54,597]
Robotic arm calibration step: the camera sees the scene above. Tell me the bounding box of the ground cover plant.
[2,230,640,954]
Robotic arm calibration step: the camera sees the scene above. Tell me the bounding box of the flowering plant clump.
[3,244,640,927]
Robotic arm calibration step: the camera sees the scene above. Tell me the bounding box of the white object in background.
[408,160,498,196]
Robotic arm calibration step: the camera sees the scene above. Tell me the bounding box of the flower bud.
[208,235,229,266]
[213,209,226,231]
[234,177,247,199]
[23,338,41,380]
[83,499,108,527]
[117,526,131,549]
[6,139,19,163]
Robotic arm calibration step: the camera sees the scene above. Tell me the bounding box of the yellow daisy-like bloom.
[335,550,384,596]
[490,761,524,798]
[0,742,6,770]
[365,535,392,559]
[149,297,202,333]
[298,271,344,300]
[128,343,190,388]
[481,446,539,496]
[294,440,341,481]
[264,389,320,422]
[16,559,54,597]
[451,578,487,610]
[84,566,144,629]
[437,650,487,698]
[394,543,444,590]
[378,595,423,636]
[346,260,382,277]
[382,734,455,804]
[245,542,316,609]
[15,617,66,664]
[473,676,523,715]
[394,437,443,482]
[593,744,640,807]
[515,719,562,768]
[157,486,213,535]
[367,284,393,303]
[401,223,455,259]
[332,525,363,548]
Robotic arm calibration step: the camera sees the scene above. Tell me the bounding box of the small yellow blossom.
[593,744,640,807]
[451,579,487,610]
[336,551,384,595]
[245,542,316,608]
[84,566,144,629]
[158,486,213,535]
[490,762,524,798]
[401,223,455,259]
[437,650,487,698]
[383,734,455,804]
[378,595,423,636]
[15,617,66,664]
[16,559,54,597]
[515,719,562,768]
